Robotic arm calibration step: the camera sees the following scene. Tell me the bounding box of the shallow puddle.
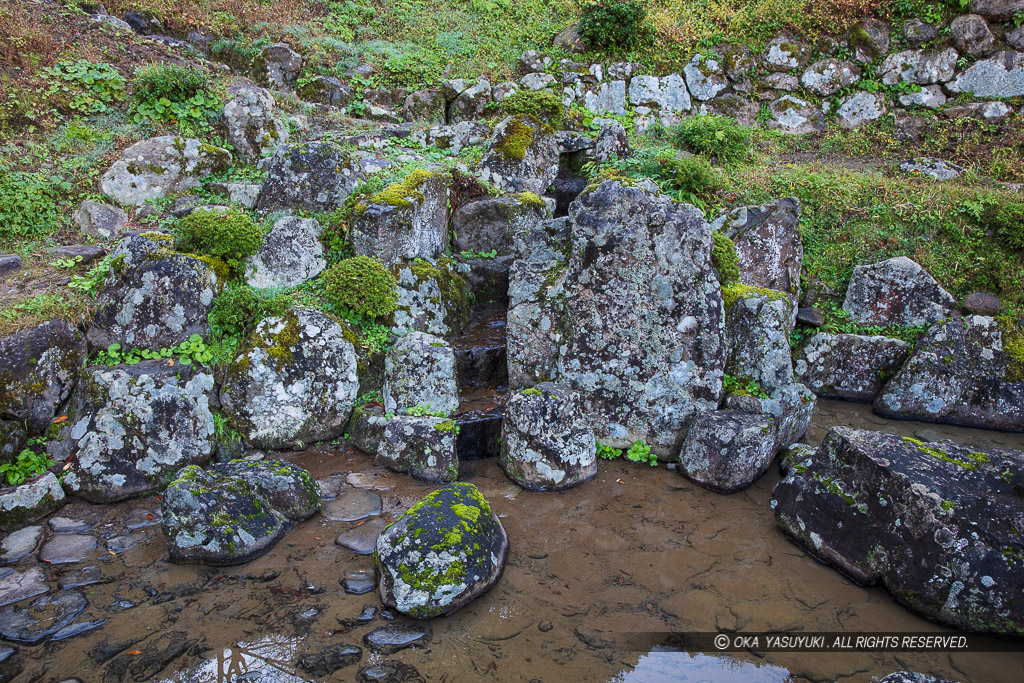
[2,400,1024,681]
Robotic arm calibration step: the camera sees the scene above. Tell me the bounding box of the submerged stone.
[342,569,377,595]
[296,643,362,678]
[363,622,432,654]
[38,534,98,565]
[0,526,42,564]
[336,517,389,555]
[322,490,383,523]
[0,568,48,608]
[0,591,88,644]
[375,483,507,618]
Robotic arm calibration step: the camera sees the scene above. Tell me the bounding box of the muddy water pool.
[3,400,1024,682]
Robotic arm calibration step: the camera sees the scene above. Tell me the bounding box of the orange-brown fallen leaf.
[52,415,68,424]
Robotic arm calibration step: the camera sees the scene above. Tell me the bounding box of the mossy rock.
[374,482,508,618]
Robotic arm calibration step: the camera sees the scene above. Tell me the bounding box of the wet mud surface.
[2,400,1024,682]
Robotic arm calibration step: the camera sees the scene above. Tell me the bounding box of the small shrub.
[991,200,1024,251]
[42,60,127,115]
[502,90,565,129]
[669,115,752,163]
[209,283,294,343]
[173,209,263,271]
[577,0,652,53]
[652,154,722,206]
[130,64,221,133]
[711,231,740,285]
[133,63,209,102]
[0,171,63,237]
[320,256,398,319]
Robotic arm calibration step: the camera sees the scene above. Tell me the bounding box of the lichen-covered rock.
[875,316,1024,431]
[258,43,302,89]
[903,19,940,45]
[350,171,449,266]
[950,14,995,57]
[627,74,691,113]
[947,51,1024,98]
[500,383,596,491]
[507,180,726,455]
[765,72,799,91]
[772,426,1024,636]
[0,473,64,531]
[58,360,215,503]
[899,85,947,109]
[244,216,325,289]
[374,483,507,618]
[383,332,459,415]
[717,197,802,307]
[683,55,727,101]
[74,200,127,239]
[413,121,491,155]
[800,58,860,96]
[795,333,910,402]
[100,136,231,207]
[257,140,363,212]
[391,258,470,338]
[837,91,886,129]
[698,95,760,127]
[220,308,359,449]
[0,321,86,434]
[519,50,551,74]
[478,115,559,196]
[162,459,320,565]
[0,421,26,465]
[763,36,807,72]
[222,86,288,163]
[297,75,352,107]
[87,234,221,351]
[899,157,964,180]
[879,49,958,85]
[519,73,556,91]
[842,256,955,327]
[678,410,778,494]
[578,80,628,115]
[449,80,492,123]
[346,403,388,456]
[767,95,825,134]
[723,284,794,392]
[593,121,629,161]
[376,416,459,483]
[724,383,815,452]
[403,89,445,124]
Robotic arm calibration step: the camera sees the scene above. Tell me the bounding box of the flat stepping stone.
[342,570,377,595]
[363,622,431,654]
[0,568,48,607]
[48,516,98,534]
[38,534,98,564]
[124,508,161,530]
[0,644,14,662]
[335,517,388,555]
[322,489,382,522]
[51,618,107,641]
[0,591,88,644]
[0,526,43,564]
[106,532,146,554]
[345,471,391,491]
[57,565,104,590]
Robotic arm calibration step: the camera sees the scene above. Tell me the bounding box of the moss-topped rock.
[351,170,450,266]
[374,483,508,618]
[100,136,232,208]
[220,307,360,450]
[162,459,320,565]
[478,115,559,196]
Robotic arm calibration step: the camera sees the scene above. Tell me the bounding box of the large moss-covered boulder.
[376,415,459,483]
[220,308,360,450]
[162,459,320,565]
[350,170,449,266]
[772,426,1024,636]
[478,115,559,196]
[0,321,86,435]
[374,483,508,618]
[500,383,596,491]
[58,360,216,503]
[87,234,221,352]
[506,180,726,455]
[100,136,231,207]
[875,316,1024,431]
[257,140,364,212]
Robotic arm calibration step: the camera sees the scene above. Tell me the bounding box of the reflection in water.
[163,634,307,683]
[612,649,793,683]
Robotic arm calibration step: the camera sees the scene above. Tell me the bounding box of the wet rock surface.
[375,483,507,618]
[773,426,1024,636]
[322,489,383,523]
[0,591,88,644]
[796,333,911,402]
[376,416,459,483]
[843,256,956,327]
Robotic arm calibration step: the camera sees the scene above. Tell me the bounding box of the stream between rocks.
[1,401,1023,682]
